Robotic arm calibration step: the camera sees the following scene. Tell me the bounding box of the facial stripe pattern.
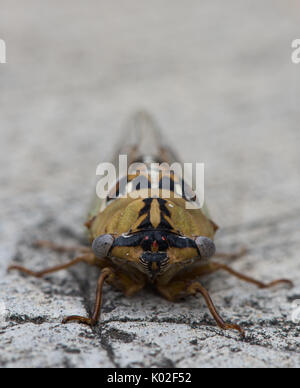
[112,230,197,252]
[102,164,202,279]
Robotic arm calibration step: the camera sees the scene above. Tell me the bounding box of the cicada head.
[92,229,216,282]
[89,196,218,281]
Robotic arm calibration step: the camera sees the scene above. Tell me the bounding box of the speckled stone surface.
[0,0,300,368]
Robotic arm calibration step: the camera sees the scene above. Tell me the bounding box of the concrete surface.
[1,0,300,368]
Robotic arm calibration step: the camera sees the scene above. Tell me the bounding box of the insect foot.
[62,316,96,326]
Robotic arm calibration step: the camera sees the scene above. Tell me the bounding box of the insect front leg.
[7,253,97,278]
[33,240,92,254]
[206,262,294,289]
[186,282,245,337]
[157,280,245,337]
[214,246,248,261]
[62,267,114,326]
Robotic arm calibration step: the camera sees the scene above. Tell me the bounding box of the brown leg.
[7,253,96,278]
[214,246,248,261]
[62,267,114,326]
[209,262,294,289]
[33,240,91,254]
[187,282,245,337]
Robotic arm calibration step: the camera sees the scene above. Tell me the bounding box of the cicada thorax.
[86,111,218,283]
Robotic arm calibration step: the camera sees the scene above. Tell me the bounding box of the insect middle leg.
[199,262,294,289]
[7,253,97,278]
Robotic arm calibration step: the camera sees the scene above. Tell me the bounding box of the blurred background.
[0,0,300,368]
[1,0,300,229]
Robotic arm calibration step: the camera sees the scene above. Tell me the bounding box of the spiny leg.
[7,253,96,278]
[62,267,114,326]
[187,282,245,337]
[33,240,91,254]
[209,262,294,289]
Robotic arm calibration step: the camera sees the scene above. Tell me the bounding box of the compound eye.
[195,236,216,259]
[92,234,114,258]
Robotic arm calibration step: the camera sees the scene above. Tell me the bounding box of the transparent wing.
[88,111,177,218]
[87,111,209,219]
[112,110,180,166]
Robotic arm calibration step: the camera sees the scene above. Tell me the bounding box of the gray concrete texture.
[0,0,300,368]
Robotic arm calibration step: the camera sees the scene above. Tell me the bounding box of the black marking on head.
[157,198,171,217]
[137,198,174,231]
[167,234,197,249]
[113,231,197,252]
[157,214,173,230]
[137,213,153,230]
[139,198,153,217]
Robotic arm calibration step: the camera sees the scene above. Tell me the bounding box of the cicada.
[8,112,293,337]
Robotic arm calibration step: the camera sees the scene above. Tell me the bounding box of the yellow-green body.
[85,112,218,299]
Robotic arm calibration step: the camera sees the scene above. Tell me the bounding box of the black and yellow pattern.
[86,112,217,287]
[8,112,290,337]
